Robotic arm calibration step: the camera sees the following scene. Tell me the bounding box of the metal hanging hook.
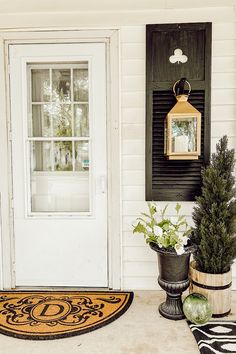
[173,79,191,97]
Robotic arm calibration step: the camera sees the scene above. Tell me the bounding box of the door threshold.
[9,286,111,292]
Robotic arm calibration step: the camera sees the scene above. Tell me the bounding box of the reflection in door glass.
[32,105,51,137]
[52,69,71,102]
[31,141,52,171]
[74,104,89,137]
[73,69,88,102]
[28,63,90,213]
[52,104,72,137]
[54,141,73,171]
[31,69,50,102]
[75,141,89,171]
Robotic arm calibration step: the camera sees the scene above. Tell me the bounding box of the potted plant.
[133,202,195,320]
[190,136,236,317]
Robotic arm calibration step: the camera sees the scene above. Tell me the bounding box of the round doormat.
[0,291,133,340]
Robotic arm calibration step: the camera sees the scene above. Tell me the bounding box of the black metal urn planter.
[133,202,194,321]
[150,242,195,320]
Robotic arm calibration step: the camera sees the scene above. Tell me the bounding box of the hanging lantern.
[164,80,201,160]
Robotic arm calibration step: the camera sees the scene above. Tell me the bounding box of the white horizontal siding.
[212,23,236,40]
[122,186,145,201]
[212,105,236,121]
[121,16,236,290]
[122,108,145,124]
[212,89,236,105]
[123,277,159,290]
[212,57,236,72]
[122,140,144,155]
[213,40,236,56]
[124,246,157,262]
[212,73,236,88]
[123,156,144,170]
[0,6,235,29]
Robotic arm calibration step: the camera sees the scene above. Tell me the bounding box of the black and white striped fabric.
[189,321,236,353]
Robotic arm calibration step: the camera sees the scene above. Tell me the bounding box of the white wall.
[120,20,236,289]
[0,5,235,290]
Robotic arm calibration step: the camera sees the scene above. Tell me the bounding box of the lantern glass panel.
[171,117,198,153]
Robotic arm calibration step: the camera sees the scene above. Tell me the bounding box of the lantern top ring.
[173,79,191,97]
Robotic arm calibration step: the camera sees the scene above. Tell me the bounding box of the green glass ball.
[183,293,212,324]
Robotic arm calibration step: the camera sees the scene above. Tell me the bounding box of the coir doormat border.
[0,290,134,340]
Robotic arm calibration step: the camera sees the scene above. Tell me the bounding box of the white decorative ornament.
[169,49,188,64]
[210,326,232,334]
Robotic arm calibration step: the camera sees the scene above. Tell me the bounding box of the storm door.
[9,43,108,287]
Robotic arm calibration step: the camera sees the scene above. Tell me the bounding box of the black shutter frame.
[146,23,212,201]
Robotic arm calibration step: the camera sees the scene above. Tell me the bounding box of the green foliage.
[192,135,236,273]
[133,202,192,255]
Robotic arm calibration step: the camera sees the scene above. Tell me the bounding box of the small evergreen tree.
[192,136,236,273]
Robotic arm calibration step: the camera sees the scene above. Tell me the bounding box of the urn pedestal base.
[158,277,190,320]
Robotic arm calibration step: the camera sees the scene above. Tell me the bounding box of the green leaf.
[160,204,168,219]
[141,212,152,219]
[148,202,157,216]
[175,203,181,214]
[133,222,147,235]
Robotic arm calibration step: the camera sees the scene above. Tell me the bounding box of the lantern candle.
[174,135,189,153]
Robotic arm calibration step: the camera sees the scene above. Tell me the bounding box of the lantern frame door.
[166,113,201,160]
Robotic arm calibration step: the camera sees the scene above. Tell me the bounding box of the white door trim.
[0,29,121,290]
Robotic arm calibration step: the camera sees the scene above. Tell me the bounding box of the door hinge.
[12,261,16,283]
[10,197,14,213]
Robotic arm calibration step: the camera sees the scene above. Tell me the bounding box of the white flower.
[181,236,188,246]
[154,225,163,237]
[176,232,188,246]
[174,244,185,255]
[170,217,178,225]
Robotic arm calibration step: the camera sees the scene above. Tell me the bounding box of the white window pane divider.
[31,102,89,105]
[71,68,76,171]
[27,137,90,141]
[28,63,88,70]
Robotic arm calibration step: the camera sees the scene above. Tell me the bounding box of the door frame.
[0,29,121,290]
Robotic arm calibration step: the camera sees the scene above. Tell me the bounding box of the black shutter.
[146,23,212,201]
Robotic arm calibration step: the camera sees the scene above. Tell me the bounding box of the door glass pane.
[31,69,50,102]
[75,141,89,171]
[54,141,73,171]
[73,69,88,102]
[74,104,89,137]
[31,141,52,171]
[52,104,72,137]
[52,69,71,102]
[31,104,51,137]
[28,64,90,213]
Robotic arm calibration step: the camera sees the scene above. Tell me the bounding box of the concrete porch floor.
[0,290,236,354]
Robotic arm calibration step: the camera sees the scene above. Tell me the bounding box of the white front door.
[9,43,108,287]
